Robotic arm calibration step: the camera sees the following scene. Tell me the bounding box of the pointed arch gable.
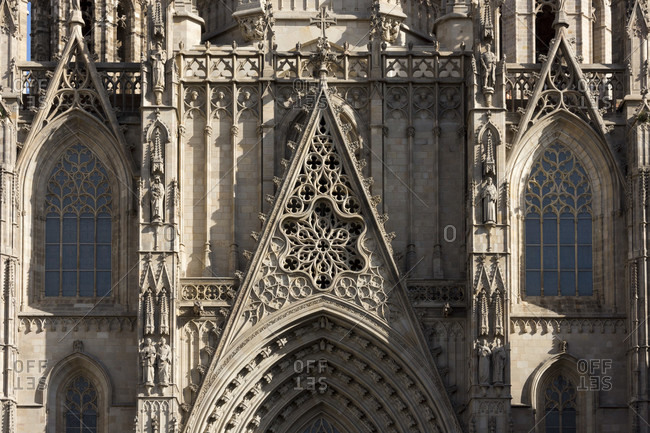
[508,112,623,220]
[185,301,462,433]
[16,112,134,307]
[523,353,597,433]
[17,111,135,185]
[42,351,113,433]
[507,112,624,308]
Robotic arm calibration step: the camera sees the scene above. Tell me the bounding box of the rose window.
[280,199,365,289]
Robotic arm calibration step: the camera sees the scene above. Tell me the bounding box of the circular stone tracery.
[280,199,366,289]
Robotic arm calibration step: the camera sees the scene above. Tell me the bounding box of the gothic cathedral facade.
[0,0,644,431]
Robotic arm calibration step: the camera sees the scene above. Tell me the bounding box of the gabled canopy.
[22,14,130,158]
[513,21,610,147]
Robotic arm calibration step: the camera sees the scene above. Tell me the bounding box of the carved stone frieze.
[17,316,136,333]
[510,318,626,334]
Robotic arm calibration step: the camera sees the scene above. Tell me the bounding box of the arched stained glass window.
[544,375,577,433]
[302,418,343,433]
[45,143,112,297]
[64,376,98,433]
[525,143,593,296]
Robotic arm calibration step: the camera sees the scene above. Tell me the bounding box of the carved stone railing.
[179,49,265,81]
[384,52,465,82]
[178,46,466,83]
[505,63,625,117]
[17,61,142,115]
[407,279,466,306]
[179,278,238,306]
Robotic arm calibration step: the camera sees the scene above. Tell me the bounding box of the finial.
[553,0,569,30]
[68,0,84,31]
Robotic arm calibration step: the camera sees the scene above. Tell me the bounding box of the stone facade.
[0,0,643,432]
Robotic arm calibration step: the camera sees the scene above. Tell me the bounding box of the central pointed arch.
[187,302,459,433]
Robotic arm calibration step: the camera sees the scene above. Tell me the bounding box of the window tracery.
[247,116,389,323]
[301,418,342,433]
[44,143,112,297]
[63,376,98,433]
[544,374,577,433]
[279,119,366,289]
[524,143,593,296]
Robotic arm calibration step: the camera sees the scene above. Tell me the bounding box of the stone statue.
[71,0,81,11]
[381,17,400,43]
[151,43,166,105]
[240,16,265,42]
[477,341,492,385]
[481,42,497,90]
[151,175,165,224]
[141,338,156,386]
[492,343,506,384]
[157,337,171,386]
[481,177,498,225]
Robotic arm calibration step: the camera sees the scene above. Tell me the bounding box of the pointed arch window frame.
[45,353,112,433]
[62,375,99,433]
[523,142,594,297]
[528,355,597,433]
[42,142,113,298]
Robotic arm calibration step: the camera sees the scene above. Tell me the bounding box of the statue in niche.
[71,0,81,11]
[157,337,171,386]
[483,129,496,177]
[481,42,497,90]
[150,175,165,224]
[477,340,492,385]
[141,338,156,386]
[492,342,506,384]
[151,42,166,105]
[481,177,498,225]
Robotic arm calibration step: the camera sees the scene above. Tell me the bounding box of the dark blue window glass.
[44,144,112,297]
[525,143,592,296]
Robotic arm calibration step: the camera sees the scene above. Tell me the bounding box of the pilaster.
[467,1,510,430]
[136,3,180,431]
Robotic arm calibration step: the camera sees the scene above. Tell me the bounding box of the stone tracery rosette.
[245,117,390,323]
